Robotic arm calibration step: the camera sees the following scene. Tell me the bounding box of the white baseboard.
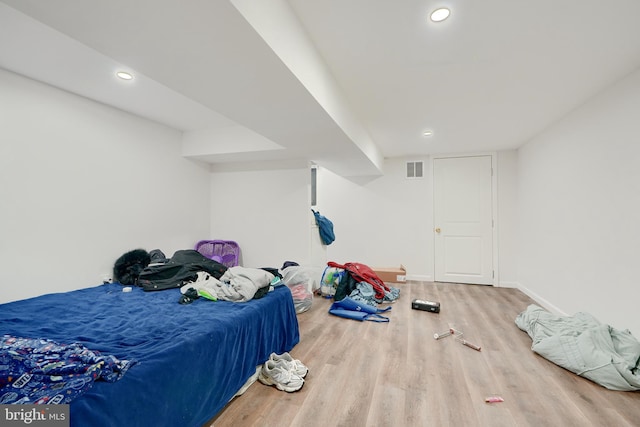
[497,280,518,288]
[404,277,568,317]
[515,282,568,316]
[406,274,432,282]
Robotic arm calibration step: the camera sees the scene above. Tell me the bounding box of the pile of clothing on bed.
[178,267,278,303]
[516,304,640,391]
[113,248,279,303]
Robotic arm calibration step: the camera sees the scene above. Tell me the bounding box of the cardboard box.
[373,265,406,283]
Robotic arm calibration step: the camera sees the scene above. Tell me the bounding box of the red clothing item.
[327,261,390,300]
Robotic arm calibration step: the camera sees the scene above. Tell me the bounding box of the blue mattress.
[0,283,300,426]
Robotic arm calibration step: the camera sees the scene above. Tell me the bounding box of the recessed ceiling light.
[116,71,134,80]
[423,130,434,137]
[430,8,450,22]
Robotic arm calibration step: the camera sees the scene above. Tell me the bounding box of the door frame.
[430,152,500,286]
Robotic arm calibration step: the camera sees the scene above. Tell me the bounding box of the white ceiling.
[2,0,640,178]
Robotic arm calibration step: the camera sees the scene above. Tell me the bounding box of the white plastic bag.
[281,266,315,313]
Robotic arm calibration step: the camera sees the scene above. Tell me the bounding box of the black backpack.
[137,249,227,291]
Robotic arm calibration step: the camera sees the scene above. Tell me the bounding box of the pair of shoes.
[269,352,308,378]
[258,359,304,392]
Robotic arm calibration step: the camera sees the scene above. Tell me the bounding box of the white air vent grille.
[406,161,424,179]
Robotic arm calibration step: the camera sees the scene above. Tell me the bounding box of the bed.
[0,282,300,426]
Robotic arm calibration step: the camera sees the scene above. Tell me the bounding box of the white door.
[433,156,494,285]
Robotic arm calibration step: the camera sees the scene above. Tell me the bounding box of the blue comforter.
[0,283,300,426]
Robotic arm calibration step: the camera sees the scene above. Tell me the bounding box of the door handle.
[435,227,441,233]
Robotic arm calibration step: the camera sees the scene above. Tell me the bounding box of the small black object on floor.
[411,299,440,313]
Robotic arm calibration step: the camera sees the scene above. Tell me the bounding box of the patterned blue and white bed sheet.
[1,335,134,405]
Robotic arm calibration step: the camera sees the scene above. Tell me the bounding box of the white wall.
[497,150,519,286]
[0,69,211,303]
[212,155,520,286]
[517,67,640,335]
[209,167,310,269]
[208,159,433,276]
[0,67,521,308]
[317,159,433,279]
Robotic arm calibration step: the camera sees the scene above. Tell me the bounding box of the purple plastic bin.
[194,240,240,268]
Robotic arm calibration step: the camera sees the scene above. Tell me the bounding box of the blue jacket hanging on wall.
[312,209,335,245]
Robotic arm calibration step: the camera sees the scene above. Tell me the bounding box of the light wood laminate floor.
[210,281,640,427]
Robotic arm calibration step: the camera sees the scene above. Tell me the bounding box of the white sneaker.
[258,359,304,392]
[270,352,309,378]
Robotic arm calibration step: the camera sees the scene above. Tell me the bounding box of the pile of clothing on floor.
[516,304,640,391]
[321,261,400,306]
